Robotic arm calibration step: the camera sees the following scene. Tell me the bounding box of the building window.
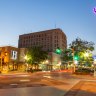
[31,36,33,38]
[11,50,17,60]
[54,44,56,47]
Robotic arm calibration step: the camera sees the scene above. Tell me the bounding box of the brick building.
[18,28,67,52]
[0,46,19,71]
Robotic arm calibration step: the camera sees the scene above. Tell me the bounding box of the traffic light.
[74,55,79,60]
[55,48,61,54]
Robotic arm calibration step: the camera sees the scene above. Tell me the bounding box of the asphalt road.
[0,72,96,96]
[0,72,78,89]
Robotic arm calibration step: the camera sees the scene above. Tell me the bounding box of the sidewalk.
[64,81,96,96]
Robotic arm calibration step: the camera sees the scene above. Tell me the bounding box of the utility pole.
[71,47,75,73]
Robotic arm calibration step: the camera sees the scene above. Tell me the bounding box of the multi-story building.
[18,28,67,70]
[18,28,67,52]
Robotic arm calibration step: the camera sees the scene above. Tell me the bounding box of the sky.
[0,0,96,54]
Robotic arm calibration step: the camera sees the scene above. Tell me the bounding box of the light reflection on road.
[0,74,30,78]
[20,79,30,82]
[43,76,51,78]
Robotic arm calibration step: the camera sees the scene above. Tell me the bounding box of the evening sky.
[0,0,96,54]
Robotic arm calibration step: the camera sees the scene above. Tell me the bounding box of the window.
[11,50,17,60]
[54,44,56,47]
[31,36,33,38]
[44,45,46,47]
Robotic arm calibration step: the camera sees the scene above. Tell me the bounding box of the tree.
[26,46,48,69]
[69,38,94,67]
[62,49,73,62]
[69,38,94,52]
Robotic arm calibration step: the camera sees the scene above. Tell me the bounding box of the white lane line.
[10,84,18,86]
[43,76,51,78]
[84,80,96,82]
[20,79,30,82]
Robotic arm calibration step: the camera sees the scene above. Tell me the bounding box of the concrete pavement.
[64,81,96,96]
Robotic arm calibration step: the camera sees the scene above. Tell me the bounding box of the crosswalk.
[64,81,85,96]
[0,83,47,89]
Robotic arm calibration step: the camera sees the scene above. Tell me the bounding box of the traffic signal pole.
[72,48,76,73]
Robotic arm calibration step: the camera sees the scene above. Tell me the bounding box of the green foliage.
[69,38,94,52]
[26,46,48,64]
[62,49,73,62]
[62,38,94,67]
[69,37,94,67]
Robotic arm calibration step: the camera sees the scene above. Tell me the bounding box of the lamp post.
[24,55,28,72]
[45,60,49,71]
[93,57,96,76]
[71,48,75,73]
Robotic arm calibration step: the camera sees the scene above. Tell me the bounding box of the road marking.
[20,75,30,77]
[43,76,51,78]
[10,84,18,86]
[20,79,30,82]
[84,80,96,82]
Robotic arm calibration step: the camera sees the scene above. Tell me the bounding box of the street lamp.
[45,60,49,64]
[24,55,27,61]
[84,52,89,57]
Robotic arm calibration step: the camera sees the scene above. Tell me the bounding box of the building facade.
[18,28,67,52]
[0,46,19,71]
